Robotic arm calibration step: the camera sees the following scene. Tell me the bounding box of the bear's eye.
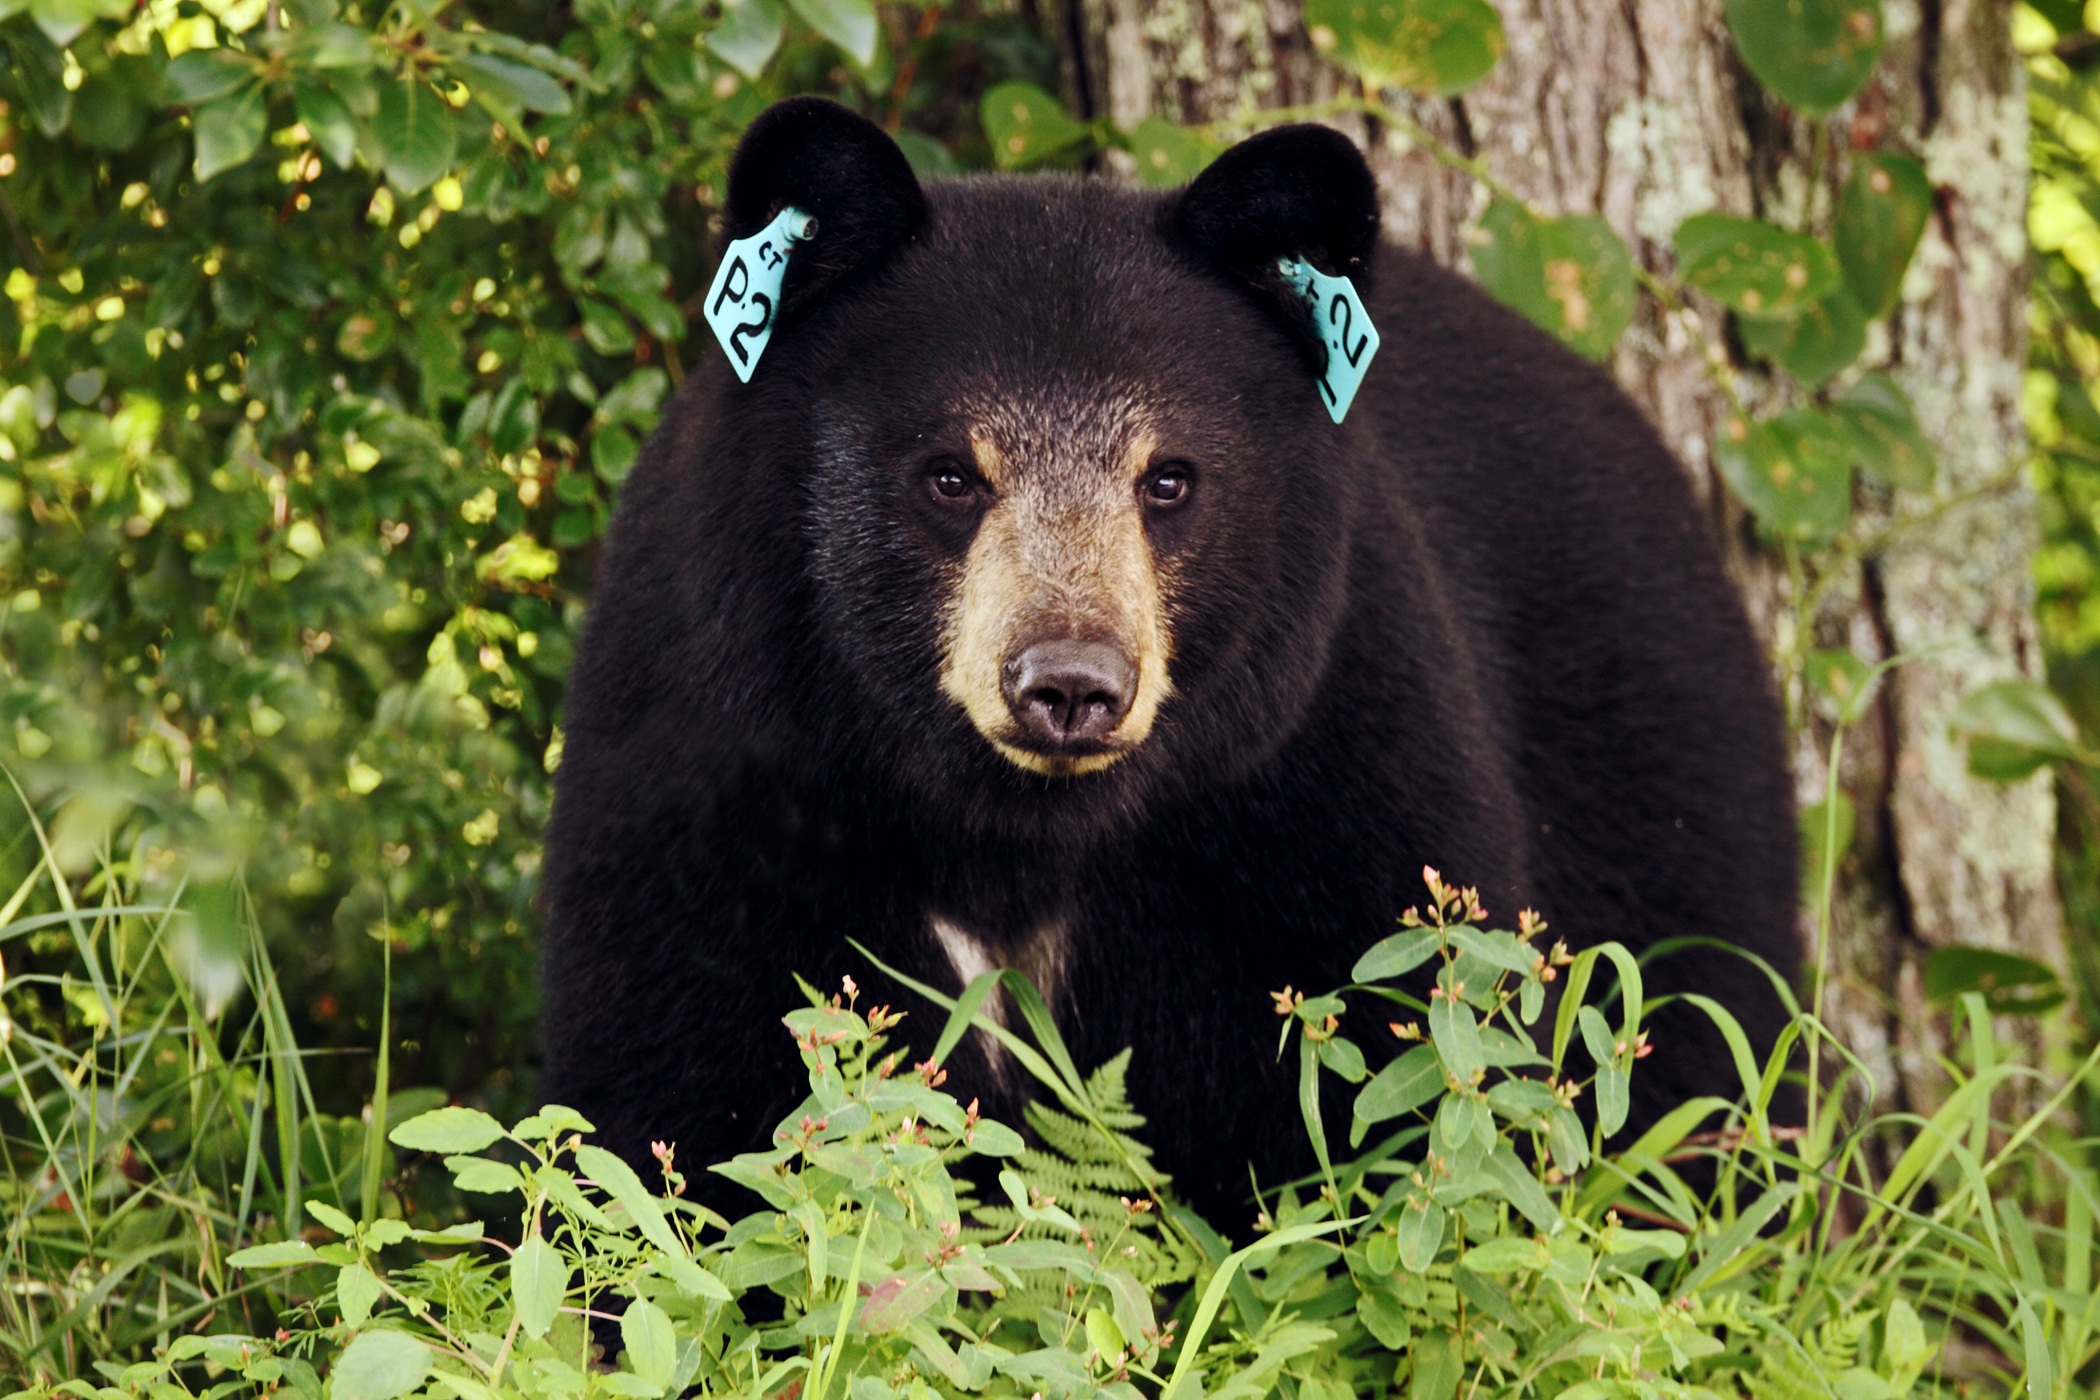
[928,460,976,503]
[1144,467,1192,509]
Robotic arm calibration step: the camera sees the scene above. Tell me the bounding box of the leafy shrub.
[0,0,1056,1129]
[16,857,2098,1397]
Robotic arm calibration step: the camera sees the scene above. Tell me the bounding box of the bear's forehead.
[881,179,1207,347]
[825,178,1253,446]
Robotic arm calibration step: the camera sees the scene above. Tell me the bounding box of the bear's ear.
[1170,124,1380,287]
[724,97,927,310]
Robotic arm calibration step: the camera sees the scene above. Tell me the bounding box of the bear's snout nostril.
[1003,640,1139,751]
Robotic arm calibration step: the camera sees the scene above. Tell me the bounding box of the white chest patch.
[927,913,1069,1080]
[931,917,1007,1022]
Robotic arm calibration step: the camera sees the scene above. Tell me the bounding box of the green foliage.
[1299,0,1503,98]
[1721,0,1884,117]
[5,751,2100,1397]
[1675,213,1844,322]
[981,80,1089,169]
[0,0,1054,1137]
[1466,201,1633,363]
[6,0,2100,1395]
[968,1051,1202,1295]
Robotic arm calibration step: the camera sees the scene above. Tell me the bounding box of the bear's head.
[681,98,1382,843]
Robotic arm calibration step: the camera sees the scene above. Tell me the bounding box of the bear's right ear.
[1170,124,1380,288]
[724,97,928,313]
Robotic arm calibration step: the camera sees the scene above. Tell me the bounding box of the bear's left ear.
[724,96,928,312]
[1170,124,1380,289]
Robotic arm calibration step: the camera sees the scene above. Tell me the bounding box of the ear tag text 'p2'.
[705,206,818,383]
[1279,258,1379,424]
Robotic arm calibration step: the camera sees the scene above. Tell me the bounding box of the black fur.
[540,101,1798,1233]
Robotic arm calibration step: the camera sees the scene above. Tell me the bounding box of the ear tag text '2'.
[1278,258,1379,424]
[705,206,818,383]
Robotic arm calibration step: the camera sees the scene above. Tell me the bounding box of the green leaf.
[892,130,958,177]
[1836,152,1931,316]
[1353,925,1440,982]
[1483,1142,1559,1232]
[1595,1063,1629,1137]
[412,1221,485,1243]
[967,1118,1025,1155]
[291,20,371,66]
[580,298,638,356]
[1949,679,2084,780]
[1738,285,1866,385]
[571,1144,723,1302]
[1428,978,1484,1084]
[1303,0,1504,96]
[193,83,268,182]
[445,1154,525,1194]
[707,0,784,79]
[1318,1034,1367,1082]
[1457,1237,1542,1274]
[861,1270,945,1332]
[1884,1299,1928,1372]
[71,75,145,151]
[1411,1330,1462,1400]
[1396,1197,1445,1271]
[372,79,458,193]
[1436,1092,1492,1150]
[1477,1024,1547,1067]
[1675,213,1841,320]
[26,0,129,47]
[306,1199,358,1237]
[980,82,1090,170]
[1357,1285,1412,1349]
[337,309,397,362]
[331,1330,431,1400]
[1724,0,1883,116]
[337,1262,382,1328]
[8,33,72,136]
[1831,373,1936,492]
[1125,116,1208,188]
[1447,926,1539,977]
[164,49,256,104]
[785,0,876,65]
[1353,1042,1444,1123]
[1543,1105,1588,1176]
[1483,1076,1557,1124]
[511,1235,564,1338]
[1714,408,1854,542]
[1923,945,2066,1016]
[1806,647,1874,715]
[489,377,540,456]
[593,425,640,485]
[227,1240,319,1268]
[515,1105,596,1138]
[1469,199,1635,360]
[453,53,571,115]
[294,82,358,169]
[621,1299,676,1387]
[388,1105,506,1153]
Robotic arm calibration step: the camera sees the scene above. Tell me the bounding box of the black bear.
[540,97,1798,1229]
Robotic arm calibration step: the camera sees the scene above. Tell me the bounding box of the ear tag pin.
[705,205,818,383]
[1278,258,1379,424]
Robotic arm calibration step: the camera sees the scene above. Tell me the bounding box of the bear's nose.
[1003,640,1137,750]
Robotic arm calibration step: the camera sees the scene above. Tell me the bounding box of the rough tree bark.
[1045,0,2063,1121]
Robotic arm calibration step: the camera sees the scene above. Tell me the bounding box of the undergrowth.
[0,768,2095,1398]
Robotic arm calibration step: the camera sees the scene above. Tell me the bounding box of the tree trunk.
[1050,0,2063,1121]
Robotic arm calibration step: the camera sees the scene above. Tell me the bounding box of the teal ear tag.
[1278,258,1379,424]
[704,206,818,383]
